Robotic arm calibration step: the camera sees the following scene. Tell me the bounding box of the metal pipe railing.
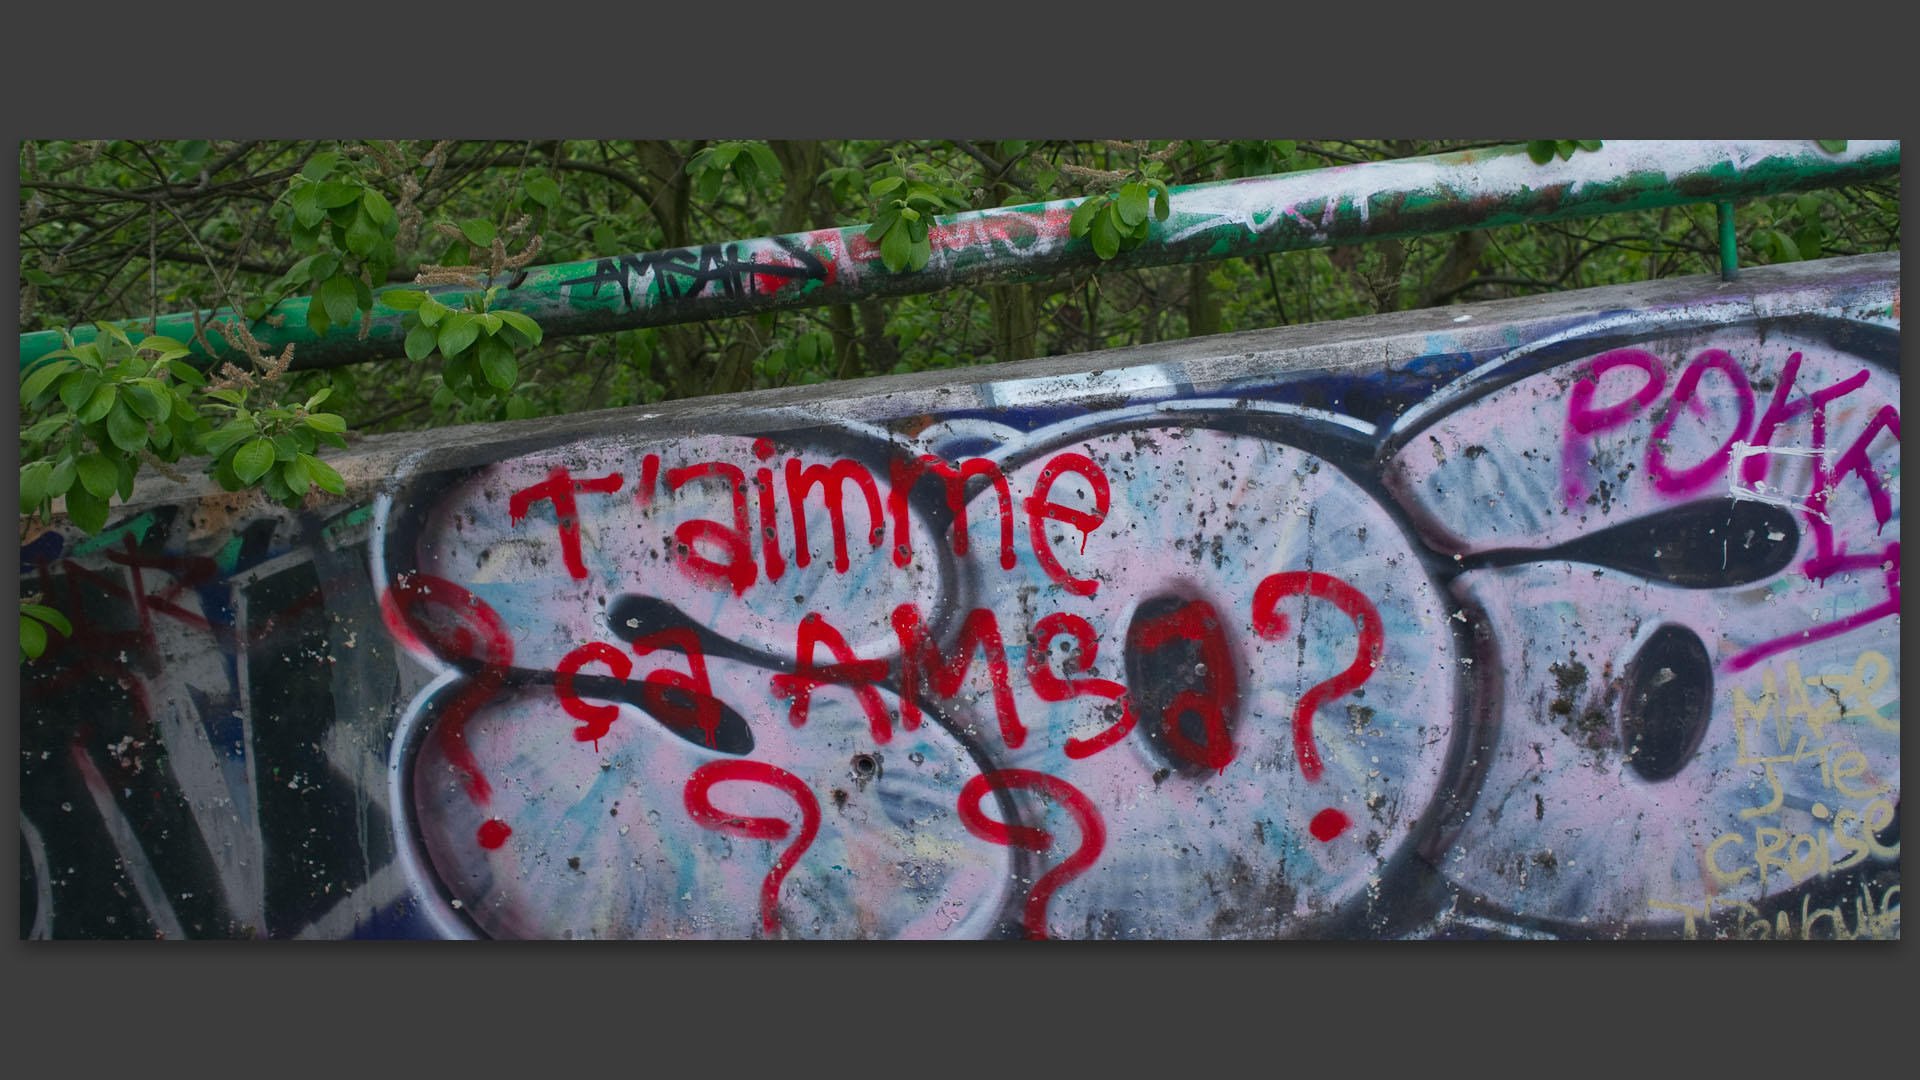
[18,140,1899,372]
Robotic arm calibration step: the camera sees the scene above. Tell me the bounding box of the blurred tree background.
[19,138,1901,440]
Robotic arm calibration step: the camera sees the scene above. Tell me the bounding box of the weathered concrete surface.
[20,252,1899,939]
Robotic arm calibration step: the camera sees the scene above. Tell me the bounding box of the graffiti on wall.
[20,260,1900,939]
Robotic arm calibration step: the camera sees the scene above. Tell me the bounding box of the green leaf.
[745,142,782,181]
[314,180,361,208]
[865,209,899,243]
[908,234,932,272]
[443,352,473,391]
[127,379,171,422]
[1527,140,1556,165]
[302,151,341,181]
[475,312,503,335]
[405,323,439,363]
[345,212,381,258]
[459,218,498,247]
[1070,196,1104,239]
[21,358,74,402]
[47,457,75,497]
[438,312,481,357]
[78,383,118,424]
[871,175,905,198]
[281,456,312,496]
[165,360,206,387]
[417,298,449,327]
[1154,189,1171,221]
[200,420,255,456]
[384,289,428,311]
[65,484,108,534]
[1116,184,1150,227]
[303,412,347,433]
[320,274,360,327]
[306,291,331,337]
[22,416,67,444]
[477,338,518,390]
[20,462,52,513]
[1556,141,1577,161]
[1089,208,1121,260]
[1791,223,1824,261]
[293,185,324,227]
[1816,140,1848,153]
[59,371,101,412]
[306,387,332,410]
[526,176,561,208]
[22,604,72,637]
[22,411,66,444]
[495,310,542,346]
[24,268,56,286]
[302,453,345,495]
[133,335,191,361]
[262,466,292,504]
[308,253,341,284]
[20,616,46,660]
[880,220,911,272]
[212,453,243,492]
[1576,140,1604,152]
[116,457,137,501]
[361,188,395,226]
[234,438,276,484]
[271,433,300,461]
[107,399,148,453]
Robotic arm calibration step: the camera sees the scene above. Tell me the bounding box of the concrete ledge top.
[91,251,1898,514]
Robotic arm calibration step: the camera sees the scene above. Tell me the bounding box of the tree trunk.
[809,169,862,379]
[989,283,1039,362]
[768,141,822,235]
[1369,238,1407,313]
[632,140,707,397]
[1186,264,1220,337]
[983,148,1040,365]
[855,298,897,376]
[1417,229,1490,307]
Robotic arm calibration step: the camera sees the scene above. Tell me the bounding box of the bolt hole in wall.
[19,255,1899,939]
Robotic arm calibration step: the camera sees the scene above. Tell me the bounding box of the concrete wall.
[19,252,1899,939]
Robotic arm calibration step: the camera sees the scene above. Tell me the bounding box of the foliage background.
[23,139,1898,440]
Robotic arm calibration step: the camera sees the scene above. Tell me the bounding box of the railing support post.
[1718,201,1739,282]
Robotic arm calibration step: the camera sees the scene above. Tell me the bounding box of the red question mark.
[957,769,1106,940]
[1250,571,1384,843]
[381,573,518,850]
[683,760,821,935]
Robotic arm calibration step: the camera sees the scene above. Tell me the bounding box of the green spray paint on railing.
[18,140,1898,373]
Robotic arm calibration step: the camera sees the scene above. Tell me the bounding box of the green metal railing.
[18,140,1899,372]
